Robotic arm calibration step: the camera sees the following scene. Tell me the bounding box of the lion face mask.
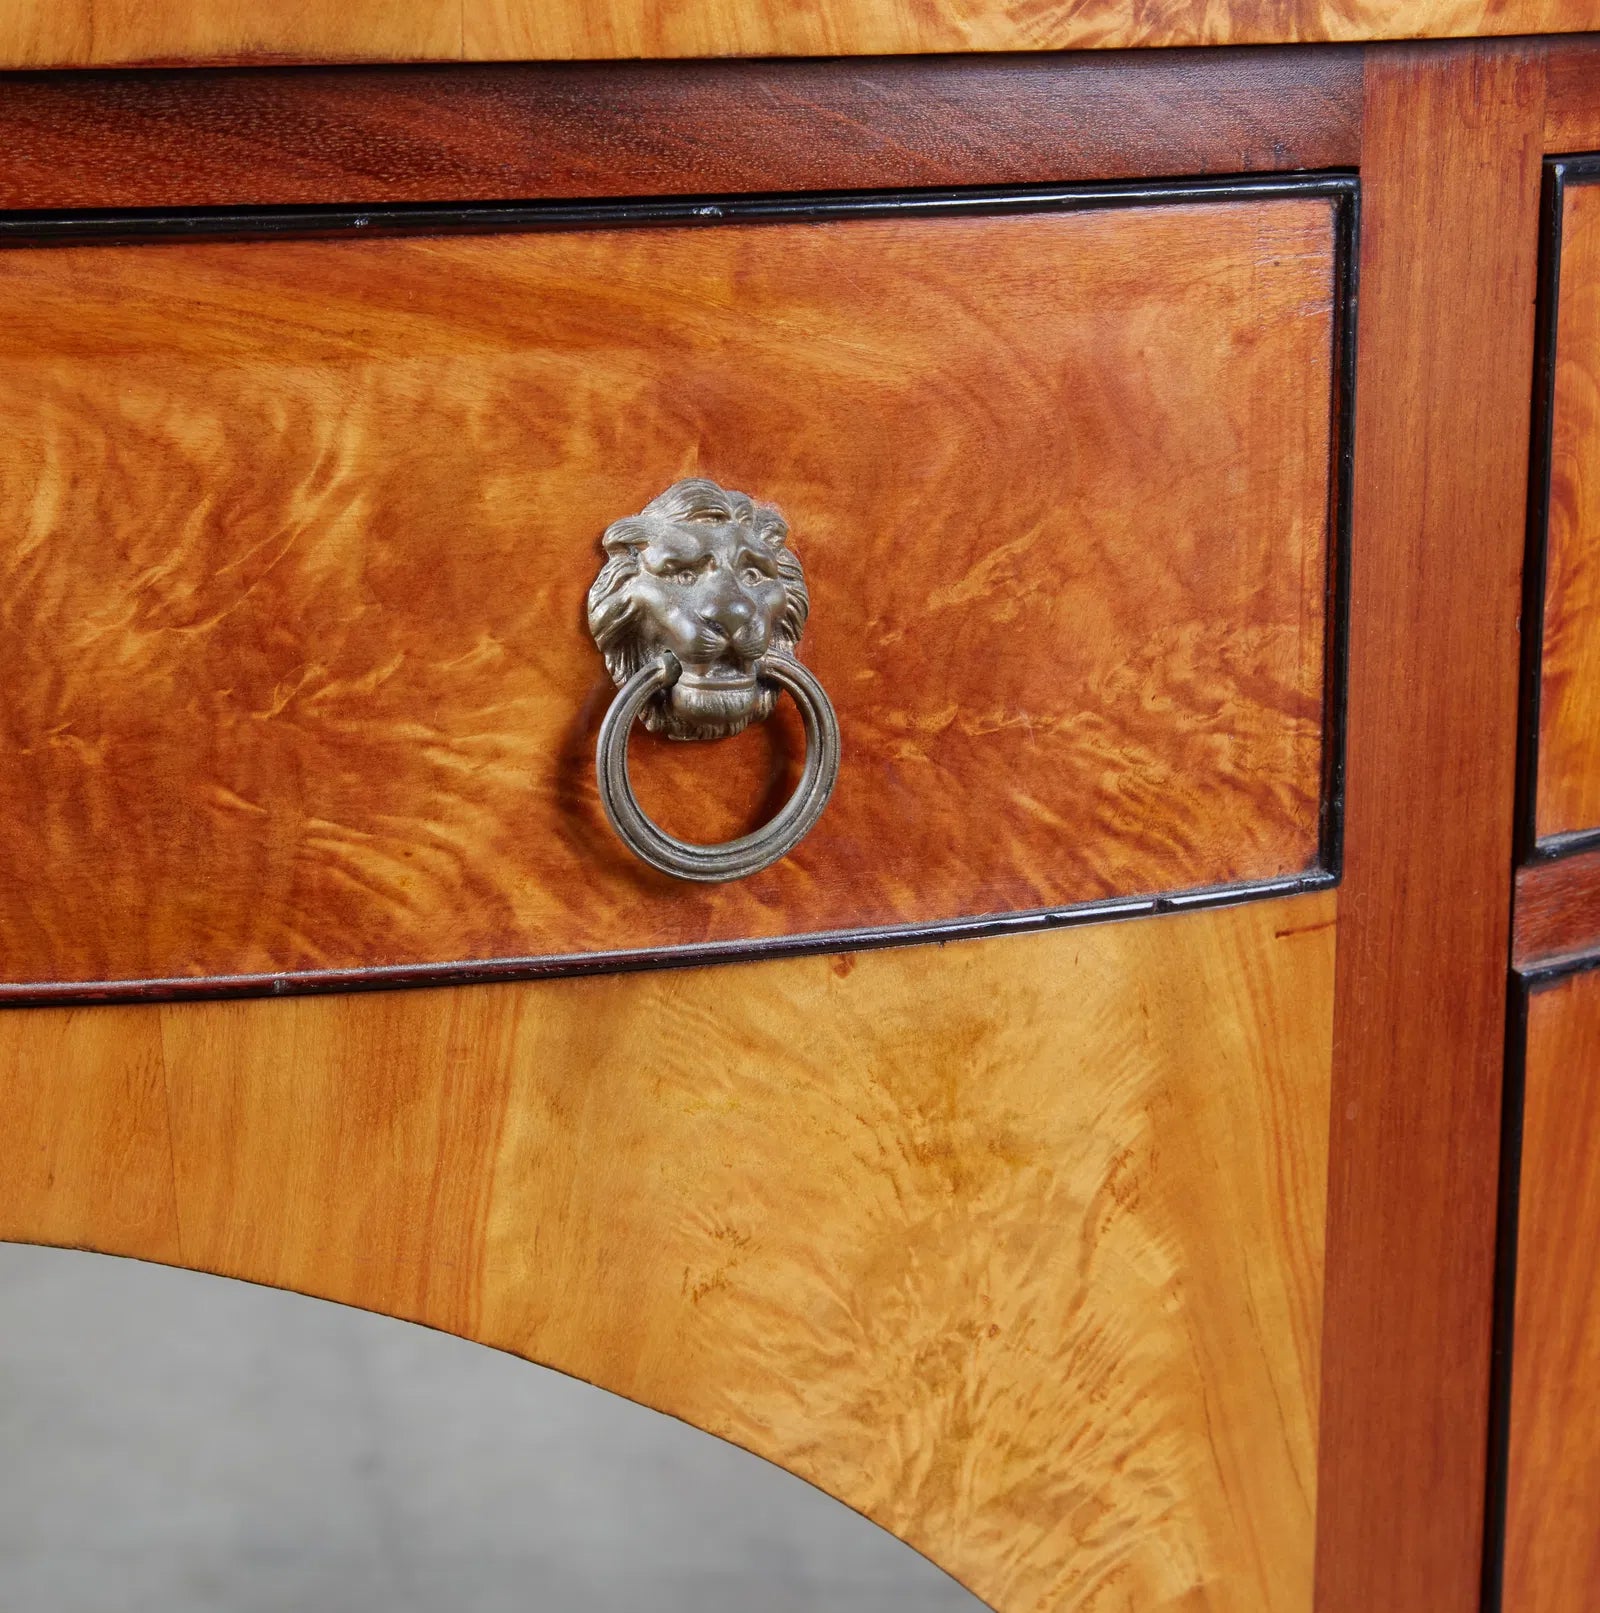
[587,478,810,740]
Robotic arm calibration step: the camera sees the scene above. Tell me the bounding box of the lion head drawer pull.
[586,478,841,882]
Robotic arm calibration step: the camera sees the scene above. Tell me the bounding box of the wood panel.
[0,890,1337,1613]
[0,0,1591,67]
[1541,34,1600,148]
[1514,846,1600,967]
[0,196,1339,990]
[1503,966,1600,1613]
[0,50,1363,212]
[1316,41,1546,1613]
[1535,178,1600,844]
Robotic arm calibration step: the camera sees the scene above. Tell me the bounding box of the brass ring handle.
[595,652,840,882]
[586,478,840,882]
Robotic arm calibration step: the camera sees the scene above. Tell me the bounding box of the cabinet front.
[0,62,1360,1613]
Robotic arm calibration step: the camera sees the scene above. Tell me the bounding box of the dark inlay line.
[0,868,1338,1010]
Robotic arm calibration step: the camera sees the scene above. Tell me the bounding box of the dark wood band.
[0,46,1361,212]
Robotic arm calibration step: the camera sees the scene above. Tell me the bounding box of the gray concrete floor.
[0,1242,985,1612]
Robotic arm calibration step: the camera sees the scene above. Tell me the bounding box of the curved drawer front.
[0,183,1349,993]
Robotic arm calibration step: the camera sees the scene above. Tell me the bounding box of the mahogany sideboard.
[4,7,1600,1611]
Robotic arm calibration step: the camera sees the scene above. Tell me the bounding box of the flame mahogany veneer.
[0,193,1341,990]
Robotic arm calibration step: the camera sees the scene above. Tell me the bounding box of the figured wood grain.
[1316,41,1546,1613]
[1513,847,1600,968]
[0,200,1336,988]
[0,891,1336,1613]
[1503,967,1600,1613]
[1535,180,1600,843]
[0,51,1362,212]
[0,0,1591,66]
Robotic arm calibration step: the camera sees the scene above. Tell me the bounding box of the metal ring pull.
[586,479,840,882]
[596,652,840,882]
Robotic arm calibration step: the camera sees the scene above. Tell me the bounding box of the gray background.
[0,1242,985,1612]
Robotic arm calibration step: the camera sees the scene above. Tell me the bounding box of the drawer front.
[0,182,1349,993]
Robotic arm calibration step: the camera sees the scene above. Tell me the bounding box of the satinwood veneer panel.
[1503,965,1600,1613]
[0,0,1592,66]
[1534,175,1600,845]
[0,195,1338,990]
[0,891,1335,1613]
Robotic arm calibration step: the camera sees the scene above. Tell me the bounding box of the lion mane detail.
[586,478,809,732]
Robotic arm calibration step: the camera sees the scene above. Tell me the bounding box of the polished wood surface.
[1504,966,1600,1613]
[1540,34,1600,146]
[1514,847,1600,968]
[1317,41,1545,1613]
[0,50,1363,211]
[1536,178,1600,843]
[0,891,1336,1613]
[0,199,1337,989]
[0,0,1593,66]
